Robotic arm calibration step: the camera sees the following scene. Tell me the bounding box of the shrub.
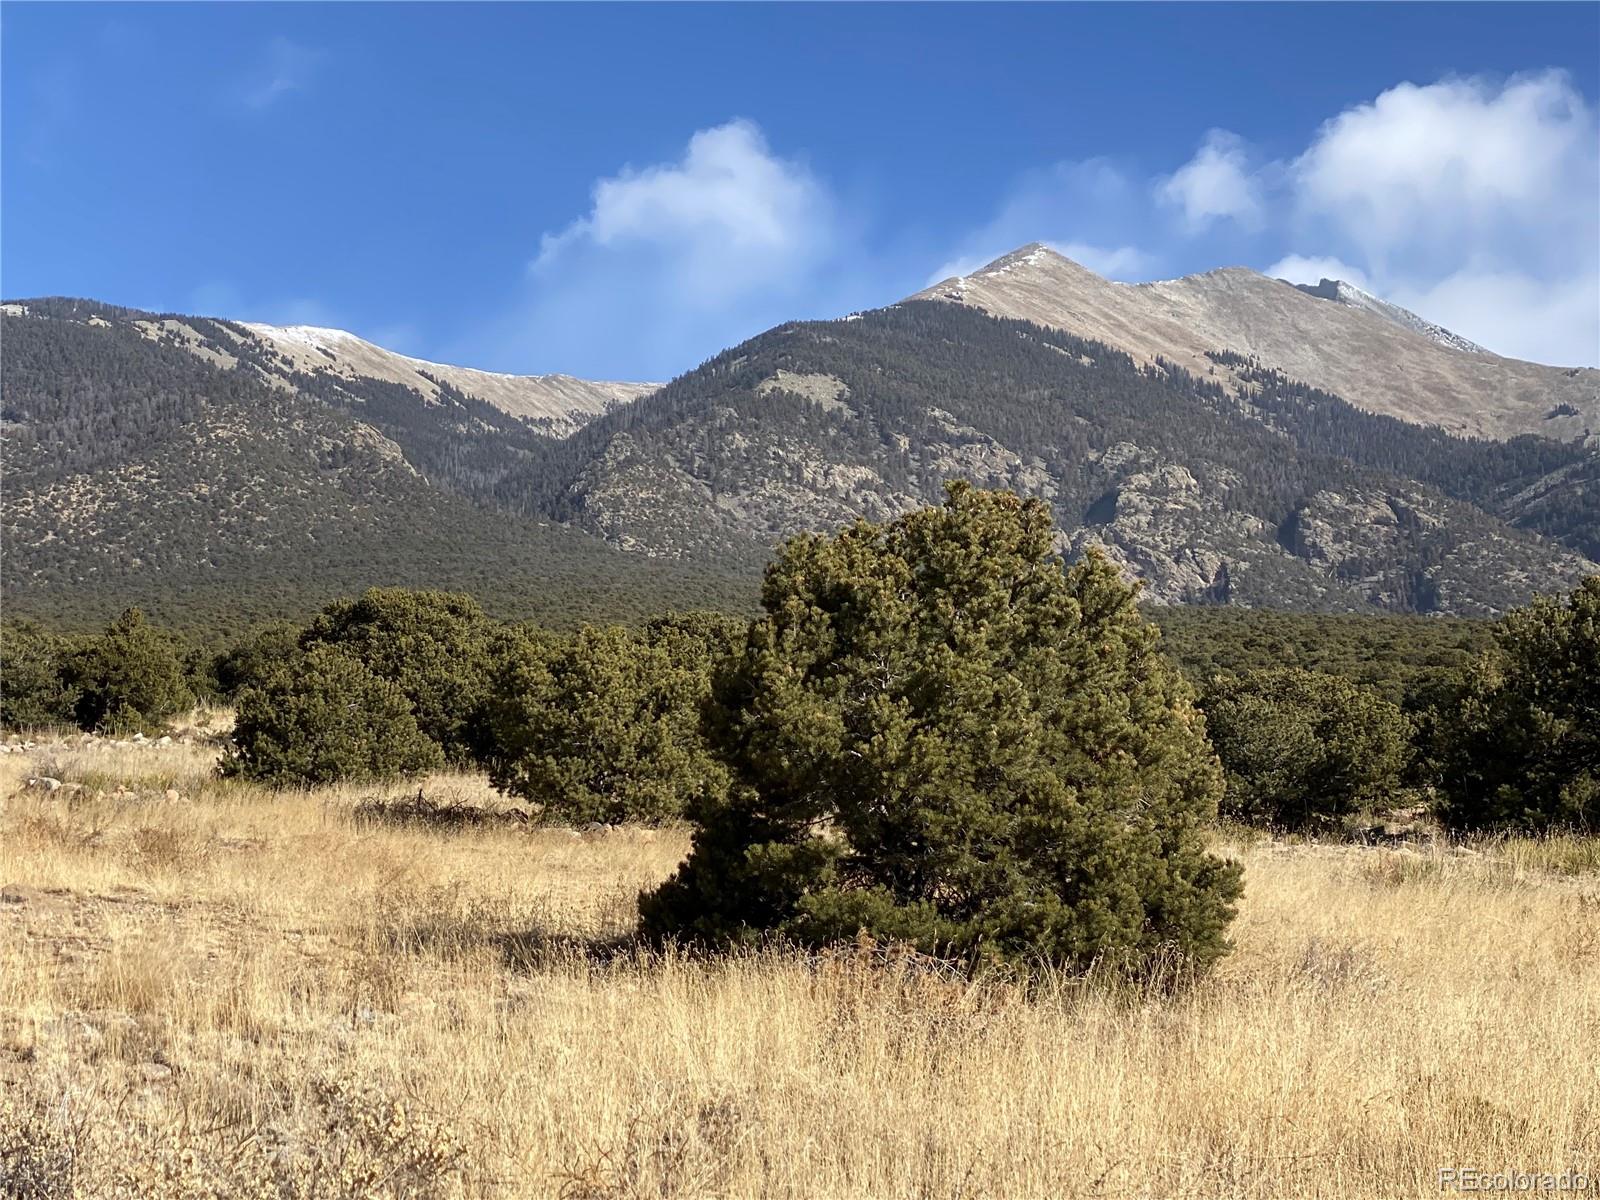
[0,1088,81,1200]
[641,610,746,670]
[1434,576,1600,832]
[0,621,81,729]
[301,588,497,764]
[639,485,1243,976]
[485,621,730,824]
[211,619,304,699]
[220,645,442,786]
[1200,669,1413,831]
[68,608,193,732]
[1399,667,1469,790]
[467,622,567,768]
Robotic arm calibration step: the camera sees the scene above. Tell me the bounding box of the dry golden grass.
[1,732,1596,1199]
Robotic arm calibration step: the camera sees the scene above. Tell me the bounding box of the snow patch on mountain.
[1290,279,1490,355]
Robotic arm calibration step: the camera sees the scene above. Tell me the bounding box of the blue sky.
[4,3,1597,378]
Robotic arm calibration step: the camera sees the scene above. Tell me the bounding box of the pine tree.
[301,588,498,764]
[1201,669,1412,830]
[220,646,442,786]
[640,484,1243,976]
[68,608,193,732]
[0,621,82,729]
[211,620,304,698]
[1435,576,1600,831]
[485,623,730,824]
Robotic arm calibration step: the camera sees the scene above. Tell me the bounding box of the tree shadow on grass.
[491,927,646,973]
[353,790,537,833]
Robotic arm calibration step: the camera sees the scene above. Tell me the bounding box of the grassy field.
[1,724,1596,1199]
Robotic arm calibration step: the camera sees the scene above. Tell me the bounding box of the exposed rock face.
[754,371,854,415]
[540,303,1595,616]
[568,428,924,560]
[343,422,416,471]
[912,245,1598,443]
[1065,450,1594,617]
[1065,444,1267,605]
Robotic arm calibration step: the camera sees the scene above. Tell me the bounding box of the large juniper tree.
[640,484,1243,975]
[1201,669,1413,831]
[484,618,736,824]
[301,588,498,764]
[0,621,82,729]
[221,646,442,787]
[1434,576,1600,831]
[68,608,193,732]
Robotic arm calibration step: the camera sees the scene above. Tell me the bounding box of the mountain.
[1287,278,1488,355]
[4,281,1595,629]
[0,299,655,437]
[0,299,746,633]
[912,246,1597,443]
[2,297,671,530]
[517,301,1596,615]
[237,321,657,435]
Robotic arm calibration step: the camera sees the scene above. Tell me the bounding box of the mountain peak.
[925,243,1095,303]
[956,246,1271,293]
[908,246,1593,441]
[974,243,1055,271]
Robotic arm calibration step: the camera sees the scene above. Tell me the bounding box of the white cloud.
[1277,71,1599,364]
[1264,254,1371,292]
[533,119,834,306]
[1292,72,1596,277]
[1157,130,1265,231]
[1388,269,1599,368]
[477,119,869,378]
[481,76,1598,378]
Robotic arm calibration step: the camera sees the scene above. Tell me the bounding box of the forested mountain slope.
[2,298,653,436]
[3,297,656,519]
[3,293,1593,626]
[518,302,1596,615]
[913,246,1598,443]
[0,304,748,632]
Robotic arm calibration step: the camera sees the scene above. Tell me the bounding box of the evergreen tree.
[221,646,442,786]
[301,588,498,763]
[68,608,193,732]
[0,621,81,729]
[641,611,747,675]
[1200,669,1413,830]
[1435,577,1600,831]
[212,620,304,699]
[485,623,730,824]
[640,485,1243,976]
